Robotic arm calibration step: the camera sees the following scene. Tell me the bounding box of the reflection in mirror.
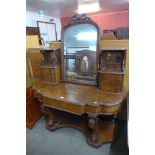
[63,23,98,84]
[81,56,88,75]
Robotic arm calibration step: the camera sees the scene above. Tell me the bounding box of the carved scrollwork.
[42,106,60,131]
[69,14,92,24]
[88,116,96,129]
[88,114,98,129]
[41,104,48,114]
[91,132,98,143]
[88,114,98,142]
[34,90,43,102]
[40,51,58,66]
[47,118,54,128]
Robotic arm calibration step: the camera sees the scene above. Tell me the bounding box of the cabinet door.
[99,73,123,93]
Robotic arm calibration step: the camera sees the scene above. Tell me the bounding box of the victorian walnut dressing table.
[32,14,127,148]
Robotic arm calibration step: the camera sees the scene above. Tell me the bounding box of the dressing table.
[32,14,127,147]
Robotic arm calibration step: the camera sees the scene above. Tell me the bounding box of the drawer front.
[42,97,85,115]
[99,73,123,93]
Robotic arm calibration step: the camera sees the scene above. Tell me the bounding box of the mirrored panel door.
[63,23,98,85]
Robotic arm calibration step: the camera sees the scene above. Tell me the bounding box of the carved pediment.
[69,14,92,24]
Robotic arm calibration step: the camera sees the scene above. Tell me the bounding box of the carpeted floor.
[26,116,128,155]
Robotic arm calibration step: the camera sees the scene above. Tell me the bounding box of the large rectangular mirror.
[62,15,99,85]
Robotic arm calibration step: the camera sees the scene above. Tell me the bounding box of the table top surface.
[33,81,125,106]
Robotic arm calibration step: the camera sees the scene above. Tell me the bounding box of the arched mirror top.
[62,14,99,30]
[61,14,100,85]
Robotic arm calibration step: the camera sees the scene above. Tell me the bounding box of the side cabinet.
[40,48,61,84]
[99,49,126,93]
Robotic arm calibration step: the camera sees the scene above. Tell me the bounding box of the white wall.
[26,11,61,40]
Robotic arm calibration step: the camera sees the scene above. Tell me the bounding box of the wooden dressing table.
[32,14,127,148]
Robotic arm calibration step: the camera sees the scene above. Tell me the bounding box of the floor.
[26,116,128,155]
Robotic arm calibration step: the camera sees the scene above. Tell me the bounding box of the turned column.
[88,114,98,143]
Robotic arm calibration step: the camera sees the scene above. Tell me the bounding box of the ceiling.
[26,0,129,18]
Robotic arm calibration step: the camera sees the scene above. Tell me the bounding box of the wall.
[61,11,129,32]
[26,11,62,40]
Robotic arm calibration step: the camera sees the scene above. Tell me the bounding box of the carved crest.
[69,14,92,24]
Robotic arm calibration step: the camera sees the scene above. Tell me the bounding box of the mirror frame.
[61,14,100,85]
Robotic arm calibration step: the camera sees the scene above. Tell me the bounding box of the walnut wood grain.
[40,65,61,84]
[99,73,124,93]
[33,81,124,116]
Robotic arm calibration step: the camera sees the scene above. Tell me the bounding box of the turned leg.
[88,114,98,143]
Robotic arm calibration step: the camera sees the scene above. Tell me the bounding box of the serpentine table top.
[33,81,125,116]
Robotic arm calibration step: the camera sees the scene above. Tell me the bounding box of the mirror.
[62,15,99,85]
